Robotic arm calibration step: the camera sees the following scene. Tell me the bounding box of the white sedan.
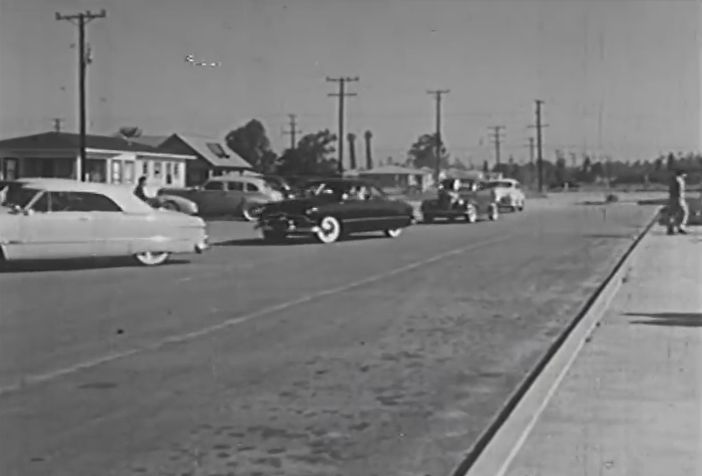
[0,178,208,266]
[483,178,526,211]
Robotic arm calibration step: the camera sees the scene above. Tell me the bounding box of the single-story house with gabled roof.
[357,165,435,192]
[0,131,195,190]
[132,133,253,186]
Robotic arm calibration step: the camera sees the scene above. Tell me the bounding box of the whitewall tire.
[385,228,403,238]
[134,251,171,266]
[465,205,478,223]
[488,204,499,221]
[315,216,342,244]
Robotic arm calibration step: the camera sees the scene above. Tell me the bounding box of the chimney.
[364,130,373,170]
[347,133,357,170]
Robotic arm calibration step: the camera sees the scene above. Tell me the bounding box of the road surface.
[0,201,656,476]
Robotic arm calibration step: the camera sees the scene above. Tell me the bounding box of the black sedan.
[254,178,415,243]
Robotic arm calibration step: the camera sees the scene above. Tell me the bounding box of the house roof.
[129,135,170,148]
[162,133,253,169]
[358,165,430,175]
[0,132,167,153]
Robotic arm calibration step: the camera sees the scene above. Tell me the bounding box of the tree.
[554,156,568,184]
[117,126,142,139]
[225,119,276,173]
[407,133,450,171]
[276,129,338,176]
[666,153,676,171]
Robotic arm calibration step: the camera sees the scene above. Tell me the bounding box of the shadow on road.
[581,233,635,239]
[0,257,190,273]
[214,233,385,247]
[627,312,702,328]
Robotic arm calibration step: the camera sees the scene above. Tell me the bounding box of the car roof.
[9,178,153,213]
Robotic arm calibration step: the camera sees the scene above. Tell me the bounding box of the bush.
[605,193,619,203]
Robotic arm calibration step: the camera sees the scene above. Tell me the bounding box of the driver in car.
[438,178,461,209]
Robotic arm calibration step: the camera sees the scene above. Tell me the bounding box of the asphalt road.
[0,201,656,476]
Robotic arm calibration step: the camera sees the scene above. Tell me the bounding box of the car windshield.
[1,184,40,208]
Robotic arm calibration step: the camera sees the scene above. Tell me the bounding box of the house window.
[141,160,149,177]
[3,158,18,180]
[206,142,229,159]
[172,162,180,179]
[124,161,135,183]
[111,160,123,183]
[153,161,162,179]
[165,162,172,185]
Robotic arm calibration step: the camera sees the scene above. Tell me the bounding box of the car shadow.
[0,257,190,273]
[214,233,387,247]
[626,312,702,328]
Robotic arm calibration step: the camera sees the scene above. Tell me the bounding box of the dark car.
[254,178,415,243]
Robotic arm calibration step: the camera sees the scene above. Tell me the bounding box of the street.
[0,201,655,476]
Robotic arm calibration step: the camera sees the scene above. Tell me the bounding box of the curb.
[451,208,660,476]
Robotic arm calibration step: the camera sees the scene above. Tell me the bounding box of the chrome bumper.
[194,236,209,253]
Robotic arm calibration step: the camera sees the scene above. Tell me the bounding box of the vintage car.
[421,179,499,223]
[254,178,415,244]
[483,178,526,211]
[158,174,285,221]
[0,178,208,266]
[658,195,702,227]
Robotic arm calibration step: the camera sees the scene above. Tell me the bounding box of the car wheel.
[465,205,478,223]
[162,200,179,212]
[315,216,342,244]
[241,204,256,222]
[262,230,286,243]
[488,204,499,221]
[385,228,403,238]
[134,251,171,266]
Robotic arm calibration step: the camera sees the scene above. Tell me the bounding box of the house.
[0,132,195,189]
[138,133,253,186]
[358,165,435,192]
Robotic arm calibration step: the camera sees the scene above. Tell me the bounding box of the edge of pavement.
[450,206,662,476]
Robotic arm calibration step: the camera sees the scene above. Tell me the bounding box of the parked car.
[483,178,526,211]
[0,178,207,266]
[658,196,702,226]
[158,174,285,221]
[421,178,499,223]
[254,178,414,244]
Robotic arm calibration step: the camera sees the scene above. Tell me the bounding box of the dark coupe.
[254,178,415,243]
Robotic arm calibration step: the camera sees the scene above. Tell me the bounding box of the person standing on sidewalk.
[667,169,688,235]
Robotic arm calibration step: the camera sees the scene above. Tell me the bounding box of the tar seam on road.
[451,209,660,476]
[0,233,514,397]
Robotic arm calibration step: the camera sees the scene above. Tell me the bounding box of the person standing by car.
[667,169,688,235]
[134,176,149,203]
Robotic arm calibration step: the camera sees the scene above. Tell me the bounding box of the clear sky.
[0,0,699,165]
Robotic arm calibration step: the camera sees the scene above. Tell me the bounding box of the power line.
[427,89,450,181]
[529,99,549,192]
[56,9,106,182]
[488,125,506,166]
[282,114,300,150]
[327,76,359,176]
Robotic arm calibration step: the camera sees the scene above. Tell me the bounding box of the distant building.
[358,165,435,192]
[0,131,194,188]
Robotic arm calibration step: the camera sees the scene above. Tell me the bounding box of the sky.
[0,0,700,166]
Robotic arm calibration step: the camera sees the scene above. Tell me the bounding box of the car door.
[17,191,98,260]
[365,185,409,230]
[197,181,227,215]
[67,191,133,257]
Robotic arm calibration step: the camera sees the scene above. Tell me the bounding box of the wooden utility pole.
[327,76,359,176]
[488,125,506,166]
[283,114,300,150]
[527,137,535,166]
[56,9,106,182]
[529,100,549,192]
[427,89,450,181]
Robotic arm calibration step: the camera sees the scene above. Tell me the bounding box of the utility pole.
[527,137,535,166]
[56,9,106,182]
[529,99,549,193]
[427,89,450,181]
[327,76,359,176]
[52,118,65,133]
[488,125,506,167]
[283,114,300,150]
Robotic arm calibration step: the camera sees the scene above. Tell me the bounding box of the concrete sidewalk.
[498,228,702,476]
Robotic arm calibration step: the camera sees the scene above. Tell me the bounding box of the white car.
[483,178,525,211]
[0,178,208,266]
